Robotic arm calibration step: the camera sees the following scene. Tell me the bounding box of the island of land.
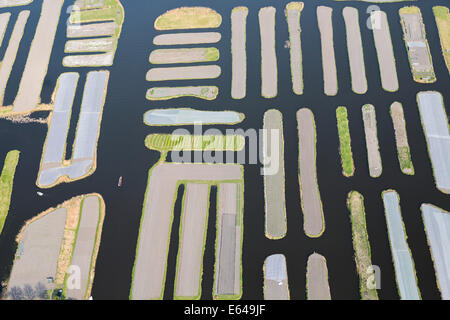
[421,204,450,300]
[231,6,248,99]
[259,7,277,98]
[433,6,450,74]
[263,254,290,300]
[399,6,436,83]
[6,194,105,300]
[362,104,382,178]
[306,253,331,300]
[297,108,325,238]
[154,7,221,30]
[382,190,420,300]
[285,2,304,95]
[390,102,414,175]
[153,32,221,46]
[0,150,20,237]
[144,109,244,126]
[263,109,287,239]
[347,191,378,300]
[336,106,354,177]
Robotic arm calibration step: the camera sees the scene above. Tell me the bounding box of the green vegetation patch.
[433,6,450,73]
[145,134,245,152]
[347,191,379,300]
[0,150,20,236]
[336,107,354,177]
[155,7,222,30]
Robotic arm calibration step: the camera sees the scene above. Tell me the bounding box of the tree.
[23,284,36,300]
[8,286,24,300]
[34,283,48,300]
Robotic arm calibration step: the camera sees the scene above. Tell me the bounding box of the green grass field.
[433,6,450,73]
[336,107,354,177]
[0,150,20,236]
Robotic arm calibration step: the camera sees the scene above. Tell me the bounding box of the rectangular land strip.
[174,184,210,299]
[0,13,10,47]
[399,7,435,83]
[0,150,20,236]
[433,6,450,74]
[146,66,221,81]
[153,32,221,46]
[362,104,382,178]
[146,87,218,101]
[417,91,450,194]
[144,109,244,126]
[150,48,219,64]
[371,10,399,92]
[37,71,109,188]
[317,6,338,96]
[336,106,355,177]
[65,38,114,53]
[67,22,117,38]
[259,7,277,98]
[131,163,243,300]
[343,7,367,94]
[0,0,32,7]
[286,2,304,95]
[390,102,414,175]
[66,195,103,300]
[297,108,325,237]
[0,11,29,106]
[263,109,286,239]
[231,7,248,99]
[347,191,378,300]
[7,208,67,297]
[215,182,243,299]
[263,254,289,300]
[63,52,114,67]
[13,0,64,113]
[382,190,420,300]
[306,253,331,300]
[421,204,450,300]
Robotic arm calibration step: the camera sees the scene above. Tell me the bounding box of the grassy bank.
[347,191,379,300]
[336,107,354,177]
[145,134,245,152]
[0,150,20,235]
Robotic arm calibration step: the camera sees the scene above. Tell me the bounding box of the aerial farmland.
[0,0,448,306]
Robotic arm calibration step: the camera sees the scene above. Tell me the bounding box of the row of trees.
[6,283,49,300]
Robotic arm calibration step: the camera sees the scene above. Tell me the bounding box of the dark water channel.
[0,0,449,300]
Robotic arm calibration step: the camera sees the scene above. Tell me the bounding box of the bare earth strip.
[382,190,420,300]
[343,7,367,94]
[347,191,378,300]
[317,6,338,96]
[421,204,450,300]
[153,32,221,46]
[0,11,29,106]
[259,7,277,98]
[286,2,304,95]
[66,195,103,300]
[131,163,242,300]
[12,0,63,113]
[37,71,109,188]
[146,86,218,101]
[417,91,450,194]
[63,52,114,67]
[147,65,221,82]
[144,109,244,126]
[65,38,114,53]
[297,108,325,237]
[231,7,248,99]
[263,254,289,300]
[7,208,67,295]
[174,184,210,299]
[263,109,286,239]
[362,104,382,178]
[371,10,399,92]
[390,102,414,175]
[306,253,331,300]
[67,22,117,38]
[215,182,243,299]
[0,0,32,7]
[0,13,10,48]
[150,48,219,64]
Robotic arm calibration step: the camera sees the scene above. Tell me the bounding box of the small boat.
[37,192,44,196]
[118,176,123,187]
